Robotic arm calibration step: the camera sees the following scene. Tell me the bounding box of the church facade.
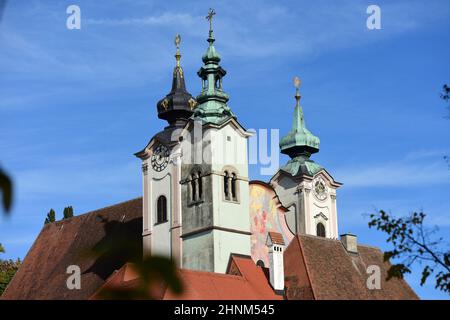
[1,11,419,300]
[134,13,341,274]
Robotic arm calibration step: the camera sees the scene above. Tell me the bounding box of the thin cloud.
[335,151,450,187]
[85,12,198,27]
[15,155,140,198]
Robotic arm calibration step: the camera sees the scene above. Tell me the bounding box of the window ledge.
[188,199,204,207]
[223,198,240,204]
[154,220,168,226]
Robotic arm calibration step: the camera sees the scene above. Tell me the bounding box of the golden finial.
[173,34,183,78]
[175,34,181,50]
[174,34,181,67]
[175,34,181,67]
[294,76,301,106]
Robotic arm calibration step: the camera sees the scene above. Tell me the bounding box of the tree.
[63,206,74,219]
[0,243,22,296]
[368,210,450,294]
[0,258,21,296]
[44,209,56,224]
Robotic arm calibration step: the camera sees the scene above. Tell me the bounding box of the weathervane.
[294,76,301,106]
[206,8,216,37]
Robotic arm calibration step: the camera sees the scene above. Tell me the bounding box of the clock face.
[313,177,328,201]
[151,145,170,172]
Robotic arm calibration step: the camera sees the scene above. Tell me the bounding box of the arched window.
[157,196,167,224]
[197,171,202,200]
[191,174,197,202]
[224,171,230,200]
[316,222,326,237]
[231,173,237,201]
[188,170,203,205]
[222,167,239,202]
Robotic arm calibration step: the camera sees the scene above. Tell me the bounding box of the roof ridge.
[45,197,143,226]
[180,268,245,280]
[298,233,382,251]
[298,234,338,242]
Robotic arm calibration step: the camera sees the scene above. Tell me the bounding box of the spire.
[193,8,234,125]
[279,77,322,176]
[157,34,197,127]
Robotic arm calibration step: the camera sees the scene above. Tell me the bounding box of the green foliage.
[63,206,74,219]
[0,167,13,214]
[0,243,4,254]
[44,209,56,224]
[369,210,450,294]
[0,258,21,296]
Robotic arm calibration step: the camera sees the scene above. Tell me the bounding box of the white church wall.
[213,229,251,273]
[148,166,172,257]
[182,230,214,271]
[272,170,339,239]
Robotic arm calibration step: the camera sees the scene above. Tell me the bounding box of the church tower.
[136,10,252,274]
[271,77,342,239]
[179,9,252,273]
[135,34,196,262]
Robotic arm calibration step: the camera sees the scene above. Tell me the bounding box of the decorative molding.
[142,230,152,237]
[142,163,149,175]
[181,226,252,238]
[314,212,328,221]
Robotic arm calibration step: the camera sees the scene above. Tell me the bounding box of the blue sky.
[1,0,450,299]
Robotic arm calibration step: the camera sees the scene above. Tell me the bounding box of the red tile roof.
[284,234,419,300]
[268,232,285,245]
[3,196,419,300]
[92,255,282,300]
[1,198,143,300]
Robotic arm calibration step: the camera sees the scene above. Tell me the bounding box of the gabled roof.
[267,232,285,246]
[284,234,419,300]
[271,166,342,189]
[91,255,282,300]
[1,198,143,300]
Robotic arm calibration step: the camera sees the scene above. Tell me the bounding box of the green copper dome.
[280,82,320,158]
[280,78,322,177]
[202,37,221,64]
[193,9,234,125]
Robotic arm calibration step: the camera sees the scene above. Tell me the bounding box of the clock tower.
[135,34,196,262]
[270,78,342,239]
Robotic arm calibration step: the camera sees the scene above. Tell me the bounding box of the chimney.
[340,233,358,254]
[266,232,285,295]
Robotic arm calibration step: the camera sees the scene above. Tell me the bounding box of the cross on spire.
[206,8,216,39]
[206,8,216,31]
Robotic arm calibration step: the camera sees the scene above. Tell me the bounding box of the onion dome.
[280,77,322,176]
[156,34,197,127]
[193,8,234,125]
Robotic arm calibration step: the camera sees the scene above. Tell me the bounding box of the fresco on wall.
[249,182,294,267]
